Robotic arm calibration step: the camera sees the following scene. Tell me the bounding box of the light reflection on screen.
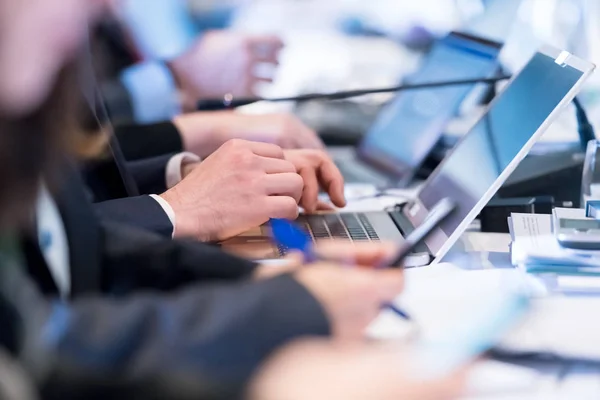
[419,52,584,236]
[360,35,500,174]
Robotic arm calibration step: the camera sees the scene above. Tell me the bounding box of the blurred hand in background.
[173,111,324,158]
[168,31,284,106]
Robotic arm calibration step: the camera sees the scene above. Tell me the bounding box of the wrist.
[160,188,218,242]
[172,112,231,158]
[159,188,199,240]
[181,161,198,180]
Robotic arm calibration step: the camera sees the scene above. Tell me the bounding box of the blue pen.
[270,218,412,321]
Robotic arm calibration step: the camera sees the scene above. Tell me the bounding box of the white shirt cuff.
[149,194,176,238]
[166,152,201,189]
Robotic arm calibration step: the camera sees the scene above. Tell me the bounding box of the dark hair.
[0,63,79,230]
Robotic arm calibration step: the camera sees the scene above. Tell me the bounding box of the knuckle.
[284,198,300,218]
[306,150,323,162]
[291,173,305,188]
[235,171,257,186]
[273,197,299,219]
[267,143,285,159]
[232,149,257,167]
[226,138,248,150]
[284,160,298,173]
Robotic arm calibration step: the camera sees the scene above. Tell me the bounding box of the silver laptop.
[222,46,595,266]
[332,31,502,187]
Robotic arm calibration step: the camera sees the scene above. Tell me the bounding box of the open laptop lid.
[357,31,502,182]
[403,46,595,264]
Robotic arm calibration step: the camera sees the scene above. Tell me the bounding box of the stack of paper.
[509,209,600,275]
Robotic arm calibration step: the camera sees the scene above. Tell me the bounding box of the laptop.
[331,31,502,188]
[221,46,595,266]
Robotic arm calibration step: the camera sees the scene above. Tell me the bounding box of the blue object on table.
[269,218,411,321]
[269,218,317,263]
[586,200,600,219]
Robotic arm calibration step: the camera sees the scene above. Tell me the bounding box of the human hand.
[167,31,283,101]
[250,340,469,400]
[253,242,396,280]
[173,111,324,159]
[283,149,346,213]
[160,139,301,242]
[294,262,404,341]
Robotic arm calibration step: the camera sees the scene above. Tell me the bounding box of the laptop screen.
[418,51,586,237]
[358,32,501,177]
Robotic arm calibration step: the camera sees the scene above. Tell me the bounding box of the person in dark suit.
[0,1,408,398]
[84,19,342,241]
[92,14,323,159]
[0,3,474,400]
[84,96,348,241]
[95,2,286,125]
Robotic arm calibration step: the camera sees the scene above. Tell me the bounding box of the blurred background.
[182,0,600,145]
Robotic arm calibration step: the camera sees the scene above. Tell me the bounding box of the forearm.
[94,196,174,238]
[12,274,328,395]
[115,121,183,161]
[100,221,258,285]
[126,154,174,194]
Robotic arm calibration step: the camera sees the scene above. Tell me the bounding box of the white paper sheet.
[501,296,600,360]
[509,212,600,269]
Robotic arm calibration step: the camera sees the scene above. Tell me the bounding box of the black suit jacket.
[83,135,177,237]
[0,165,329,398]
[86,25,188,237]
[83,79,185,237]
[92,19,138,125]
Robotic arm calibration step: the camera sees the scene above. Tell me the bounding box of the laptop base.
[220,211,432,267]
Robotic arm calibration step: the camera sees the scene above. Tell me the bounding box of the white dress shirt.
[36,185,70,298]
[150,151,201,237]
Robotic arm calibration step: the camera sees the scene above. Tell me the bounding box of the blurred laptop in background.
[329,31,502,188]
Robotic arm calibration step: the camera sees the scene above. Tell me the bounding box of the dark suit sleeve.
[114,122,184,161]
[94,196,174,238]
[126,154,173,195]
[2,260,329,398]
[101,79,136,125]
[100,221,258,286]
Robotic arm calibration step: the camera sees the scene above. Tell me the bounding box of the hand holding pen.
[270,219,412,325]
[269,198,457,326]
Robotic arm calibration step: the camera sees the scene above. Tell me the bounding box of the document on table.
[509,213,553,245]
[509,212,600,269]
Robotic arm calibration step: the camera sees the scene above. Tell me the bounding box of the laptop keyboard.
[276,213,381,255]
[302,213,380,241]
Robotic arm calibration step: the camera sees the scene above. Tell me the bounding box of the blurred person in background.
[82,0,341,241]
[100,0,285,123]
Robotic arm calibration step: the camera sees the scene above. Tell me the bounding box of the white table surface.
[340,189,600,399]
